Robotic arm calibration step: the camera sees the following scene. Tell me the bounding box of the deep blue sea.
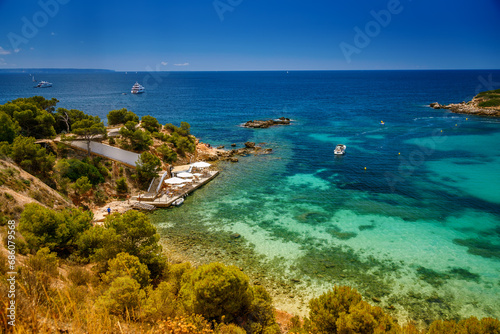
[1,70,500,323]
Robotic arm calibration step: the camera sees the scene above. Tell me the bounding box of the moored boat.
[172,197,184,206]
[334,144,346,155]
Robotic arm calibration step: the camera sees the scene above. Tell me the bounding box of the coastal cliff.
[430,88,500,116]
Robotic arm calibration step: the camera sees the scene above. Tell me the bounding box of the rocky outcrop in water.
[243,117,291,128]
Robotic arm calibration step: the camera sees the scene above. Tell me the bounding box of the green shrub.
[143,281,178,320]
[76,226,118,262]
[96,276,145,318]
[164,262,191,294]
[306,286,397,334]
[67,266,94,286]
[55,158,104,185]
[98,211,165,279]
[115,177,129,194]
[428,316,500,334]
[71,176,92,196]
[478,98,500,108]
[102,252,151,288]
[218,323,247,334]
[0,141,12,157]
[108,137,116,145]
[179,262,253,323]
[247,285,280,333]
[27,247,59,275]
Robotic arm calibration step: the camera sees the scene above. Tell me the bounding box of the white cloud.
[0,47,11,55]
[30,47,35,51]
[51,32,56,36]
[161,61,168,66]
[14,48,20,53]
[174,62,189,66]
[0,58,6,65]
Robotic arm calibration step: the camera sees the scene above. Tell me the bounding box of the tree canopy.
[0,111,20,143]
[135,152,161,188]
[72,116,107,156]
[141,115,161,133]
[0,96,58,139]
[19,203,93,256]
[10,136,55,176]
[54,108,92,133]
[107,108,139,126]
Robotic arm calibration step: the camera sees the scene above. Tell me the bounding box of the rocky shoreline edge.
[430,91,500,117]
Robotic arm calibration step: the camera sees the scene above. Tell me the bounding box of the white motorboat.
[131,82,145,94]
[172,197,184,206]
[35,80,52,88]
[334,144,346,155]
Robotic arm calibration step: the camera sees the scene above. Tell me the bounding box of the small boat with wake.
[334,144,346,155]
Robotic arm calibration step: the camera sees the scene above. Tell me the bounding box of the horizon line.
[1,68,500,73]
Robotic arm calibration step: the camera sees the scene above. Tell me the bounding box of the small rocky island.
[243,117,291,128]
[430,88,500,117]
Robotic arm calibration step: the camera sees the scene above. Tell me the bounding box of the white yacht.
[131,82,145,94]
[35,81,52,88]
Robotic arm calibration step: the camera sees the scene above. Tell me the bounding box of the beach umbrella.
[164,177,186,185]
[191,161,211,168]
[177,172,194,178]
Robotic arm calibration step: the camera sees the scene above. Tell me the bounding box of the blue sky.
[0,0,499,71]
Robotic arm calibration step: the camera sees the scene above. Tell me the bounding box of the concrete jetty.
[133,170,219,208]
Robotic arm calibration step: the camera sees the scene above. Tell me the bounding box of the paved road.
[68,141,140,167]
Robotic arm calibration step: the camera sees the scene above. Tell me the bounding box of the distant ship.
[35,81,52,88]
[131,82,145,94]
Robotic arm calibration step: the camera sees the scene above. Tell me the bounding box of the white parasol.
[177,172,194,178]
[191,161,211,168]
[164,177,187,185]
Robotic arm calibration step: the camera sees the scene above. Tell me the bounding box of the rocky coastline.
[430,90,500,117]
[197,141,273,163]
[243,117,291,128]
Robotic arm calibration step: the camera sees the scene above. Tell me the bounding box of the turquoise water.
[2,70,500,322]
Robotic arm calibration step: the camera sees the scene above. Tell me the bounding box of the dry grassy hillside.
[0,158,73,222]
